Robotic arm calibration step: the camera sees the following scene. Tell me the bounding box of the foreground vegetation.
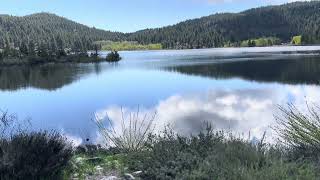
[1,103,320,179]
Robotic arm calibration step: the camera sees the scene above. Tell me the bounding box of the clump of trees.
[106,51,121,62]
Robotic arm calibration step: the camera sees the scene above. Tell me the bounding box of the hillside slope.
[127,1,320,49]
[0,13,125,51]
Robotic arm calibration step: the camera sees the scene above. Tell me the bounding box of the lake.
[1,46,320,145]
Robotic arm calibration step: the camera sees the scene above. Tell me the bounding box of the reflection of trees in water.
[0,63,103,91]
[167,56,320,85]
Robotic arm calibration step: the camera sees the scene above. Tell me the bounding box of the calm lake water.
[1,46,320,144]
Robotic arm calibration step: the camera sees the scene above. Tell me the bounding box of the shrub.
[0,131,73,179]
[292,35,302,45]
[126,125,318,179]
[95,108,156,152]
[106,51,121,62]
[0,112,73,179]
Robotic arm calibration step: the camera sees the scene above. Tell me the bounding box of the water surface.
[1,46,320,144]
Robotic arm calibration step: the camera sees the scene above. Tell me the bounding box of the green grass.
[292,35,302,45]
[63,150,127,179]
[95,41,162,51]
[240,37,282,47]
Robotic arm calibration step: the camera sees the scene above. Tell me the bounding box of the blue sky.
[0,0,306,32]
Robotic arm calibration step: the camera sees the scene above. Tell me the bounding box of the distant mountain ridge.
[0,1,320,51]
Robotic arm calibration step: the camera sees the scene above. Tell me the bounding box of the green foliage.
[240,37,281,47]
[123,125,319,179]
[64,151,127,179]
[0,111,73,179]
[106,51,121,62]
[96,41,162,51]
[292,35,302,45]
[0,131,73,179]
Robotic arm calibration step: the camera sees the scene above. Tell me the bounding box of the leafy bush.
[106,51,121,62]
[0,112,73,179]
[125,125,319,179]
[0,131,73,179]
[292,35,302,45]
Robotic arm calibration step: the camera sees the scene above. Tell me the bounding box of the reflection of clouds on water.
[94,84,320,143]
[153,88,278,139]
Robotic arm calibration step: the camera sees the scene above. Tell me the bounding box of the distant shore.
[2,45,320,67]
[0,54,107,67]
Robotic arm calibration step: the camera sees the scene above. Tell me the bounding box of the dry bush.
[95,107,156,152]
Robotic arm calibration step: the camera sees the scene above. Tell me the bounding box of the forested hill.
[1,1,320,52]
[127,1,320,49]
[0,13,125,52]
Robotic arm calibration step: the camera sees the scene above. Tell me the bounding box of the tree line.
[1,1,320,60]
[126,1,320,49]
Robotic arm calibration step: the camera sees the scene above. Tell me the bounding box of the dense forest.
[127,1,320,49]
[0,1,320,58]
[0,13,125,60]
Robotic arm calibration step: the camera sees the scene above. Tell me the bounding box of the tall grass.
[275,103,320,160]
[95,107,156,152]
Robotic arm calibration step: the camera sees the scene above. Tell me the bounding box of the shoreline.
[2,45,320,67]
[0,55,108,67]
[115,45,320,53]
